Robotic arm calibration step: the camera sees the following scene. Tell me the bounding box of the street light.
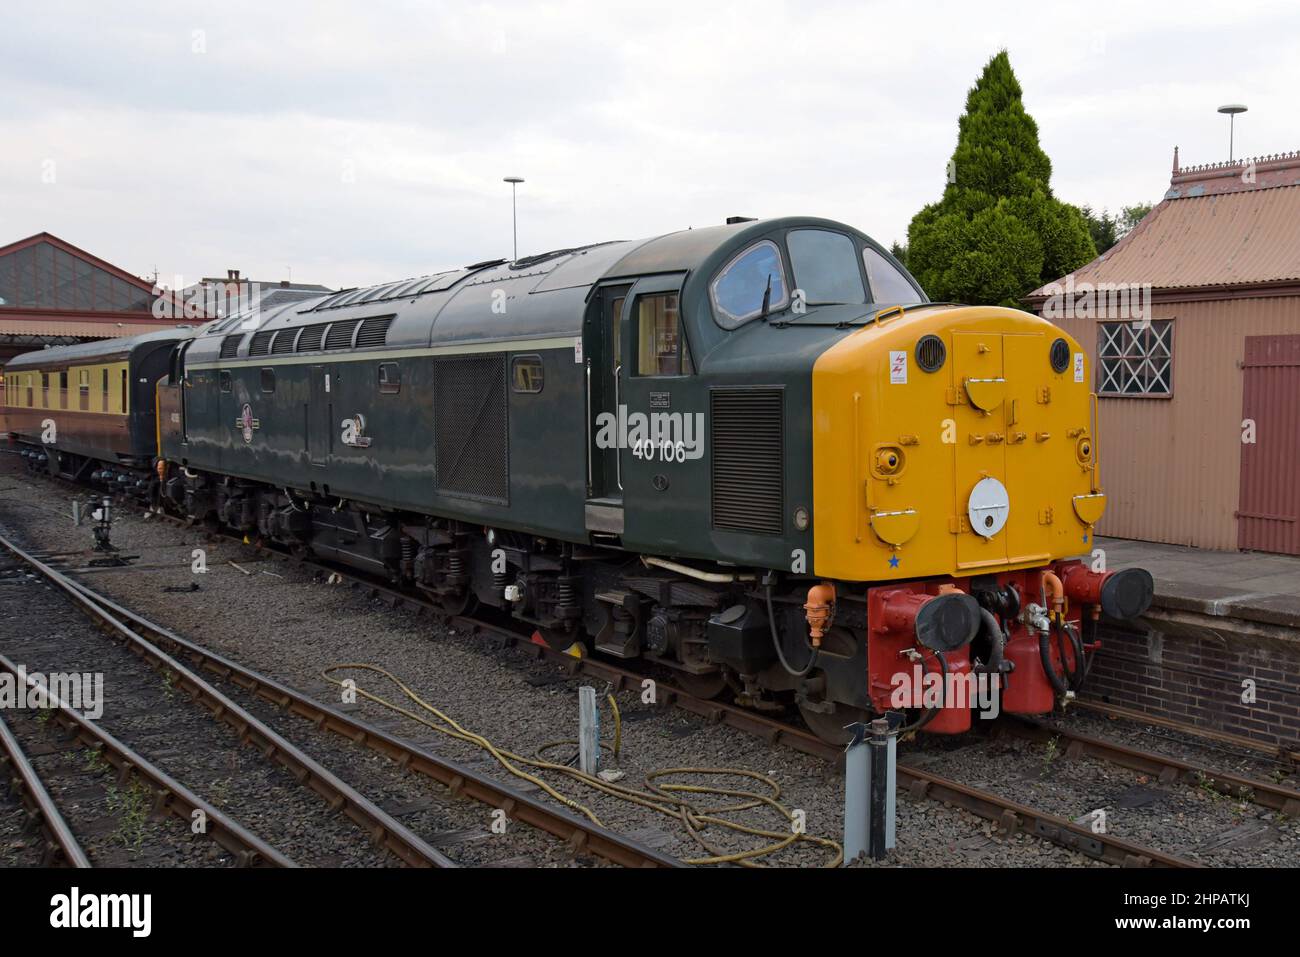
[503,176,524,260]
[1217,104,1247,162]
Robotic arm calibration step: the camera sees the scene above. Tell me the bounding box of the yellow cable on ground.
[320,663,841,867]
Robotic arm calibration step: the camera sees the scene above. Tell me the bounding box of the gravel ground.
[900,733,1300,866]
[0,456,1221,868]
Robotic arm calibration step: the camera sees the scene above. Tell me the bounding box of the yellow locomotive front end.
[807,304,1150,735]
[812,304,1103,581]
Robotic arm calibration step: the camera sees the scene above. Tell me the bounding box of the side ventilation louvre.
[434,355,508,503]
[248,330,274,356]
[296,324,326,352]
[219,334,244,358]
[710,388,784,535]
[355,316,393,348]
[324,319,359,350]
[271,330,297,354]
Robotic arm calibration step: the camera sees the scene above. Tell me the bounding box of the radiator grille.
[355,316,393,348]
[710,388,784,535]
[271,329,297,354]
[434,355,508,503]
[248,330,274,356]
[325,319,359,350]
[296,324,326,352]
[219,334,244,358]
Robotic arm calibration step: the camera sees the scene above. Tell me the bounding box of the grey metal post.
[578,686,599,774]
[844,717,897,861]
[72,500,81,526]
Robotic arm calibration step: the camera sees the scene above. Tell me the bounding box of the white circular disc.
[968,476,1010,538]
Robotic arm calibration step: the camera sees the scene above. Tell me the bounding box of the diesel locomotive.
[4,216,1153,742]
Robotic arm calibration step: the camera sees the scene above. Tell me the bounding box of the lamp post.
[1217,104,1247,162]
[503,176,524,260]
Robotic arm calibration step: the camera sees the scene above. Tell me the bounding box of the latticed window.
[1098,319,1173,397]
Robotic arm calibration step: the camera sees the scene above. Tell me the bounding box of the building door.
[1238,334,1300,554]
[308,364,333,467]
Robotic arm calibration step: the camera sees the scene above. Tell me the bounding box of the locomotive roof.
[184,216,883,366]
[4,326,198,371]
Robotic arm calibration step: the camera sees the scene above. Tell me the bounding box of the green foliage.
[1080,202,1154,254]
[906,51,1097,306]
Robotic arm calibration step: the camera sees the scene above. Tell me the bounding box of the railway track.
[0,708,91,868]
[0,532,678,869]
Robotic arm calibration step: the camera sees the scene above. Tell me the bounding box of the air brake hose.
[977,607,1007,677]
[764,579,819,678]
[896,649,946,735]
[1039,628,1070,696]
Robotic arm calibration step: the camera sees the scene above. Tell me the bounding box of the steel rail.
[58,576,681,869]
[0,533,456,869]
[994,715,1300,817]
[0,709,92,867]
[0,651,293,867]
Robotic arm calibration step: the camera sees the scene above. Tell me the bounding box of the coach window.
[78,370,90,411]
[120,369,128,413]
[59,371,68,409]
[41,373,48,407]
[26,375,33,407]
[378,362,400,394]
[511,355,543,393]
[260,368,275,393]
[219,371,232,393]
[636,293,694,376]
[101,369,109,411]
[710,240,789,328]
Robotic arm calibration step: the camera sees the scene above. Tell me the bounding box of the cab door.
[584,284,631,535]
[308,364,332,466]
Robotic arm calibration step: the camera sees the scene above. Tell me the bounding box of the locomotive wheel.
[798,700,872,746]
[674,671,728,700]
[435,590,477,617]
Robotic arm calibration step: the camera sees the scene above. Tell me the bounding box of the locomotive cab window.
[510,355,544,393]
[260,368,275,393]
[378,362,401,394]
[636,293,693,376]
[787,229,866,305]
[863,247,920,304]
[710,240,789,327]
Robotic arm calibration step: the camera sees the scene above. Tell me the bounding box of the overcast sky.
[3,0,1297,291]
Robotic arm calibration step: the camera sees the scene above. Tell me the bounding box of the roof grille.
[324,319,359,350]
[296,324,326,352]
[219,334,244,359]
[271,330,297,354]
[710,388,784,535]
[355,316,393,349]
[248,330,274,356]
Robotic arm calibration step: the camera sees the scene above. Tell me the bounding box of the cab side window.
[635,293,693,376]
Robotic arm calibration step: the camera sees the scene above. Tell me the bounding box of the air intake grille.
[434,355,508,503]
[710,388,784,535]
[325,319,359,350]
[271,330,297,354]
[296,324,326,352]
[219,334,244,358]
[248,330,274,356]
[355,316,393,348]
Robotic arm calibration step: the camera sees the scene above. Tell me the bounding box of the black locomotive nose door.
[308,364,332,467]
[584,284,630,536]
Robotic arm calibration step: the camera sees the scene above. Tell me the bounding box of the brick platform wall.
[1086,619,1300,751]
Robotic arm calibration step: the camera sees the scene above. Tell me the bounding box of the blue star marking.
[1082,533,1089,543]
[888,554,900,569]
